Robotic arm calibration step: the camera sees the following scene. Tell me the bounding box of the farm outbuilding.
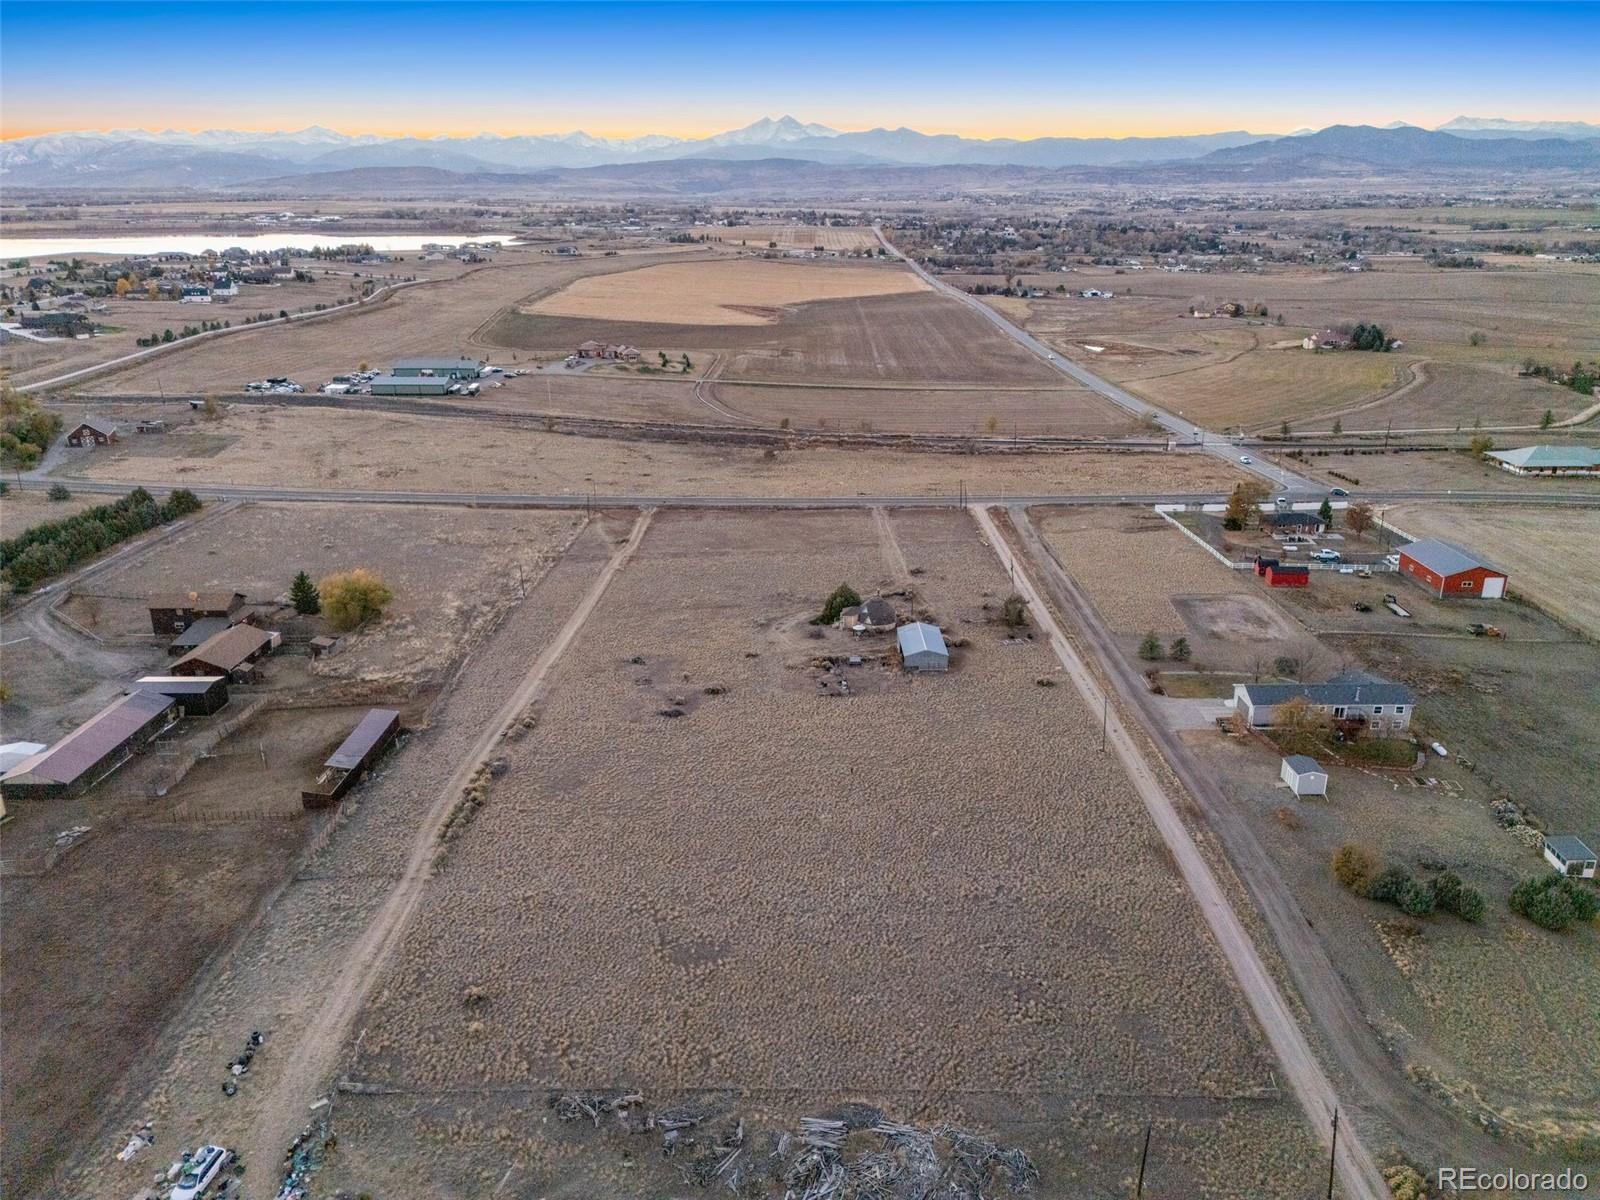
[369,373,454,396]
[66,417,118,447]
[390,356,483,380]
[0,691,179,800]
[302,708,401,809]
[1398,539,1507,599]
[1486,445,1600,477]
[1543,835,1597,879]
[896,621,949,672]
[1264,563,1308,588]
[133,674,231,716]
[166,615,235,655]
[149,590,246,636]
[1280,755,1328,797]
[171,624,278,681]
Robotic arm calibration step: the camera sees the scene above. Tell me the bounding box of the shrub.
[46,482,72,501]
[1366,865,1412,905]
[1169,636,1191,662]
[1510,874,1598,931]
[813,583,861,626]
[1000,593,1028,629]
[1397,879,1437,918]
[1332,844,1377,892]
[1138,630,1164,661]
[319,569,394,631]
[164,488,203,517]
[1454,886,1486,924]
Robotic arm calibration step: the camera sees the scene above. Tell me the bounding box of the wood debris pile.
[547,1091,1038,1199]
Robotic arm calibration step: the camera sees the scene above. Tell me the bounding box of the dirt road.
[238,510,654,1197]
[969,503,1385,1200]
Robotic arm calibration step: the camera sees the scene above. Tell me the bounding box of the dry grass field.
[64,501,583,687]
[1292,446,1600,495]
[708,381,1140,435]
[0,487,109,536]
[489,289,1063,387]
[50,404,1246,497]
[1388,503,1600,639]
[325,506,1318,1197]
[1328,360,1594,433]
[523,258,926,326]
[74,248,694,395]
[703,224,880,251]
[1033,508,1249,634]
[986,258,1600,432]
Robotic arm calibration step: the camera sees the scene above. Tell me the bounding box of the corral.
[315,506,1321,1198]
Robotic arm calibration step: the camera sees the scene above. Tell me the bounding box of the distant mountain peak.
[707,115,840,145]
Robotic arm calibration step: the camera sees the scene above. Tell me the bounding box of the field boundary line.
[237,509,654,1196]
[969,502,1385,1200]
[1153,507,1253,570]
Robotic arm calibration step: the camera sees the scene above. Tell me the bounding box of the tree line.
[1,487,202,592]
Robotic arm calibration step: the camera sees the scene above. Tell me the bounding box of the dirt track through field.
[238,510,654,1197]
[969,504,1385,1200]
[871,505,910,584]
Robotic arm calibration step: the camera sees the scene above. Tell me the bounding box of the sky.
[2,1,1596,141]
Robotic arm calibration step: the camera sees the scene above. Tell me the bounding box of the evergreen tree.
[290,570,321,615]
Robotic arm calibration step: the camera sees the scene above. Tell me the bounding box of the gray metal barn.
[896,621,949,672]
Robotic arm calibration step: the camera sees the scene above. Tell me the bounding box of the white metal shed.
[1280,754,1328,797]
[896,622,949,672]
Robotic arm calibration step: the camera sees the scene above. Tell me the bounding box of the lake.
[0,231,521,259]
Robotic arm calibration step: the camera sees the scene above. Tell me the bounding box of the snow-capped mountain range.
[2,114,1596,189]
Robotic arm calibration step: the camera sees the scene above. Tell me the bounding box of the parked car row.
[244,377,302,394]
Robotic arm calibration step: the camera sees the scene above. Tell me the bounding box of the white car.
[1310,549,1341,562]
[172,1145,230,1200]
[1238,455,1253,465]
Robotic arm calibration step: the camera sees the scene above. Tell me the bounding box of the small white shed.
[1280,754,1328,797]
[896,621,949,672]
[1544,835,1597,879]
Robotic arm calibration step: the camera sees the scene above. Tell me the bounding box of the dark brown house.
[148,590,246,636]
[171,624,277,680]
[66,417,119,447]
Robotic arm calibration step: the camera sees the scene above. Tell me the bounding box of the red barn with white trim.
[1398,539,1507,599]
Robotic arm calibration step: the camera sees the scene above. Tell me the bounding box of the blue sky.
[2,1,1596,139]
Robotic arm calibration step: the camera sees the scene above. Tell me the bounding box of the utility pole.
[1326,1108,1339,1200]
[1101,694,1108,753]
[1135,1122,1152,1197]
[1382,418,1392,452]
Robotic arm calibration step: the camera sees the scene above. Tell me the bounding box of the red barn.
[1398,539,1507,599]
[1265,563,1308,588]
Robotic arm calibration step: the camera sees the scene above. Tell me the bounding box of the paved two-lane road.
[873,226,1321,494]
